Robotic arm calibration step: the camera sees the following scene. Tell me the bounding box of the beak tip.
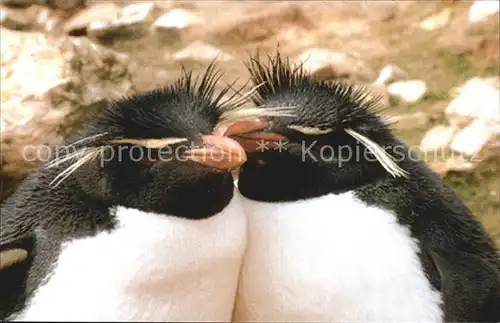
[188,135,247,171]
[219,118,287,153]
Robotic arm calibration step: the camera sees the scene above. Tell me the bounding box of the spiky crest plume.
[46,61,295,188]
[245,50,408,178]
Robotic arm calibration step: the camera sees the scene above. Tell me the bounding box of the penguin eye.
[140,149,159,165]
[108,137,189,166]
[141,155,158,165]
[123,146,159,165]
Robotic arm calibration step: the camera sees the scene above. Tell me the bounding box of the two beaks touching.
[108,117,289,173]
[0,70,411,270]
[96,117,407,176]
[0,118,294,270]
[0,117,396,270]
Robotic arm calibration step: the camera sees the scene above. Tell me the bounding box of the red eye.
[142,156,157,164]
[141,149,158,164]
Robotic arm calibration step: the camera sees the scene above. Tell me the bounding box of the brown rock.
[171,41,233,62]
[152,8,204,43]
[361,1,399,22]
[446,78,500,123]
[387,80,427,103]
[1,29,64,101]
[208,3,313,45]
[437,6,498,57]
[275,26,315,48]
[40,0,85,10]
[373,64,408,86]
[1,31,135,201]
[88,2,160,42]
[468,0,499,24]
[296,48,373,81]
[1,0,34,7]
[0,5,38,30]
[482,76,500,90]
[420,7,452,31]
[450,118,499,157]
[388,112,431,130]
[63,2,120,36]
[447,115,474,130]
[321,18,368,38]
[419,125,457,153]
[24,4,72,33]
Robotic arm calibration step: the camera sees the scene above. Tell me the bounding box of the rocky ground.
[1,0,499,243]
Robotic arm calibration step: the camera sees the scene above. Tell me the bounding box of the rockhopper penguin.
[225,53,500,322]
[0,63,284,321]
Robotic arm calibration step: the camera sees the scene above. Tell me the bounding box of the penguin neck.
[113,172,236,220]
[31,168,236,232]
[18,172,116,240]
[237,154,389,203]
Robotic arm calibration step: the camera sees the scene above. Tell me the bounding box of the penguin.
[225,52,500,322]
[0,63,282,321]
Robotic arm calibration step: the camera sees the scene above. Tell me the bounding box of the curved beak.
[185,135,247,171]
[219,118,288,152]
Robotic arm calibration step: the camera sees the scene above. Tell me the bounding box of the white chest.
[12,191,247,322]
[233,190,443,322]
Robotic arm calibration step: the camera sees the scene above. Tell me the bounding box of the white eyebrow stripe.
[108,138,189,148]
[287,125,335,135]
[47,137,191,188]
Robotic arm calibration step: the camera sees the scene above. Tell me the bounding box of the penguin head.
[225,52,410,201]
[43,64,255,219]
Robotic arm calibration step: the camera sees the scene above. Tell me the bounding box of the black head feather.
[237,50,405,201]
[245,51,389,134]
[0,63,248,320]
[1,62,243,245]
[237,51,500,322]
[77,62,234,145]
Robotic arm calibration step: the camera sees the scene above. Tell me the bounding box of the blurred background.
[1,0,499,244]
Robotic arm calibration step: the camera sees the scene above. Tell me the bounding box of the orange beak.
[185,135,247,171]
[219,118,287,152]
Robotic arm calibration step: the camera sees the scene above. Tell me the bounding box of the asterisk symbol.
[256,139,269,152]
[273,140,288,152]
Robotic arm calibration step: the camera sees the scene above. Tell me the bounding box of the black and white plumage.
[225,52,500,322]
[0,64,280,321]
